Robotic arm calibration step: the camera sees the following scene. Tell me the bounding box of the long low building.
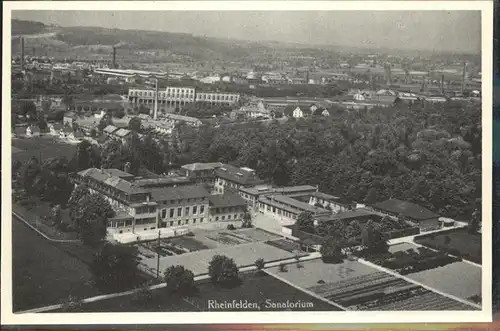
[258,194,330,224]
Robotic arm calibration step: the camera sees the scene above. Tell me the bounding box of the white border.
[1,1,494,325]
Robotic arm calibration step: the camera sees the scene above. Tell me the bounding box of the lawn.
[140,241,306,276]
[78,271,339,312]
[12,217,99,312]
[405,261,482,302]
[167,236,211,252]
[415,229,482,264]
[11,137,77,163]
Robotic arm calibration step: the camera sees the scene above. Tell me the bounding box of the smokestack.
[21,37,25,71]
[461,62,467,93]
[112,46,116,69]
[153,79,159,120]
[441,74,445,95]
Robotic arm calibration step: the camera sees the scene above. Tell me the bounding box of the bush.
[278,263,288,272]
[227,224,236,230]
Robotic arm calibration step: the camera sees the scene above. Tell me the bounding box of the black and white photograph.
[1,1,493,325]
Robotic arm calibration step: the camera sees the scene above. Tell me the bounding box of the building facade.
[214,164,266,194]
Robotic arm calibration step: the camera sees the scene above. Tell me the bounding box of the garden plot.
[232,228,282,242]
[140,241,300,276]
[266,239,304,253]
[266,259,477,311]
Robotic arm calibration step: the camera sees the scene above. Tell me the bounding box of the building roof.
[240,185,317,196]
[134,176,192,188]
[114,128,132,138]
[103,125,119,134]
[164,113,202,124]
[182,162,224,172]
[77,168,145,194]
[215,164,265,186]
[49,123,63,130]
[150,184,210,202]
[259,194,328,214]
[208,192,247,208]
[372,199,439,221]
[102,168,134,179]
[315,208,383,223]
[312,191,354,206]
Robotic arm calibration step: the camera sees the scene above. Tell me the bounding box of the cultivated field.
[266,259,476,311]
[77,271,339,312]
[12,217,99,311]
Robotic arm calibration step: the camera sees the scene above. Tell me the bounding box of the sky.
[12,10,481,53]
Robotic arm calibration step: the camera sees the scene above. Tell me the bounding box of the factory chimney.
[153,78,159,120]
[20,37,25,71]
[441,74,445,95]
[112,46,117,69]
[461,62,467,93]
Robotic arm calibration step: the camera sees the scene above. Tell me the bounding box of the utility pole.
[156,229,161,279]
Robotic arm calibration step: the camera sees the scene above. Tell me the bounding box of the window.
[169,208,174,218]
[228,215,231,220]
[161,209,167,218]
[185,207,190,216]
[216,216,219,221]
[200,205,205,214]
[193,219,196,224]
[222,216,225,221]
[193,206,197,214]
[200,218,203,223]
[177,207,182,217]
[178,220,181,225]
[170,221,173,227]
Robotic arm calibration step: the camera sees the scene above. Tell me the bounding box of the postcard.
[1,0,494,325]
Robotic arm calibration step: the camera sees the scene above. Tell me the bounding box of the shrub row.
[381,248,461,274]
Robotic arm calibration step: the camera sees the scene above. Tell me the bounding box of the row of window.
[159,198,205,205]
[160,205,206,219]
[196,94,238,101]
[260,203,298,220]
[213,206,242,214]
[135,206,156,214]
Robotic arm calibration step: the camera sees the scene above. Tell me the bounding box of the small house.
[26,126,40,137]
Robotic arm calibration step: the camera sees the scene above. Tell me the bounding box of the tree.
[17,156,42,196]
[38,117,48,131]
[468,208,481,234]
[132,282,154,307]
[98,116,111,132]
[255,258,265,271]
[68,185,89,220]
[70,140,101,171]
[51,204,62,226]
[72,193,115,246]
[208,255,240,287]
[129,117,142,132]
[297,211,314,233]
[361,220,388,254]
[60,295,84,312]
[164,265,195,296]
[91,243,140,292]
[444,235,451,245]
[278,263,288,272]
[242,211,253,228]
[320,236,344,264]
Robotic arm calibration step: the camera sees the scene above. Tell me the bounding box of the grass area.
[13,201,77,241]
[78,271,339,312]
[12,217,99,312]
[414,229,482,264]
[168,236,210,252]
[404,261,482,302]
[11,137,77,163]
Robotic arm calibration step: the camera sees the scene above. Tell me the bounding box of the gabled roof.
[114,128,132,137]
[215,164,265,186]
[182,162,224,172]
[373,198,439,221]
[103,125,119,134]
[77,168,145,194]
[208,192,247,208]
[150,184,210,202]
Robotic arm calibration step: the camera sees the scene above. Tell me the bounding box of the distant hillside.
[12,19,47,35]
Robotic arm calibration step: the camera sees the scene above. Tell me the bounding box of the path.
[16,252,322,314]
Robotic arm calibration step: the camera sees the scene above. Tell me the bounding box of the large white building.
[128,87,240,108]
